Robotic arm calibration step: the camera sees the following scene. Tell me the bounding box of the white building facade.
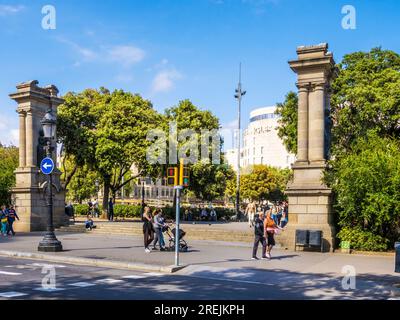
[226,106,296,170]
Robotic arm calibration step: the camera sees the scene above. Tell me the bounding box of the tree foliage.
[239,165,291,203]
[58,88,162,210]
[275,91,298,154]
[330,47,400,156]
[327,135,400,250]
[164,100,231,201]
[0,144,18,205]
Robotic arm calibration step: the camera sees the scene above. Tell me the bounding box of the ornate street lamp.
[38,108,63,252]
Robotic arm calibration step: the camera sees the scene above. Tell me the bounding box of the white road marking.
[122,275,148,279]
[145,272,164,277]
[31,263,66,268]
[0,271,22,276]
[0,292,28,298]
[96,278,125,284]
[34,287,65,292]
[68,282,96,288]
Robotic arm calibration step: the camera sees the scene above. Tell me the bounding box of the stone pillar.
[308,83,325,162]
[10,80,69,232]
[25,111,35,167]
[297,85,309,162]
[18,112,26,168]
[277,44,337,252]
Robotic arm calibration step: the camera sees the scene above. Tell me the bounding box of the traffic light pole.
[174,185,183,267]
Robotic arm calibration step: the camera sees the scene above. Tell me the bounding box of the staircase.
[58,221,255,243]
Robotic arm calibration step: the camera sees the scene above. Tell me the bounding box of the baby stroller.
[165,225,188,252]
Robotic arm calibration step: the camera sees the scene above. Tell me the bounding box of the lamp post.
[234,63,246,221]
[38,108,63,252]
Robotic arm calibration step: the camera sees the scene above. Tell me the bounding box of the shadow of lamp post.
[38,108,63,252]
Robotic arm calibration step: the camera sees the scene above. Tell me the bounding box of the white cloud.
[56,37,145,68]
[108,45,145,67]
[0,5,25,16]
[56,37,97,62]
[151,69,183,94]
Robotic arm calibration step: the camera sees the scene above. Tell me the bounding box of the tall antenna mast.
[234,63,246,220]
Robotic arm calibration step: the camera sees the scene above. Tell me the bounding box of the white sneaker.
[266,253,271,259]
[145,248,151,253]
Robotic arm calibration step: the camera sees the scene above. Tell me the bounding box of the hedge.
[73,203,236,221]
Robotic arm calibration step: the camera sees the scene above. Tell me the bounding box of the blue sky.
[1,0,400,149]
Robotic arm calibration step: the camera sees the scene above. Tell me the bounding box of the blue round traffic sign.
[40,157,55,175]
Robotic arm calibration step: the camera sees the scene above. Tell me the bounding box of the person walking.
[6,205,19,236]
[252,213,267,260]
[93,199,99,218]
[264,208,282,259]
[108,198,114,221]
[245,201,257,228]
[142,206,154,253]
[0,205,8,237]
[153,209,166,251]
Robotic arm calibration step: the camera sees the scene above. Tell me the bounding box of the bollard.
[395,242,400,273]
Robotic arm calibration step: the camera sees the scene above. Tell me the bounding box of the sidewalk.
[0,232,396,276]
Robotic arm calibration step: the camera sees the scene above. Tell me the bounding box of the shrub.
[113,204,141,219]
[337,227,390,252]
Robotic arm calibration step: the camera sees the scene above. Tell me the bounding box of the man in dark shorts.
[252,213,268,260]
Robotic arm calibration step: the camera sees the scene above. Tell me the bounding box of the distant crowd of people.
[0,205,20,237]
[183,205,218,222]
[245,201,288,229]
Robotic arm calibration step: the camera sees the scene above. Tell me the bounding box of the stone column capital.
[296,83,310,92]
[312,82,326,91]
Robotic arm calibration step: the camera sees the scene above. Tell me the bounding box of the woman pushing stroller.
[152,208,167,251]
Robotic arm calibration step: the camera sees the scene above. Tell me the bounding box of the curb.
[0,250,186,274]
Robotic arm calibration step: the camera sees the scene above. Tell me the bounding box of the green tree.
[58,88,162,211]
[331,47,400,156]
[190,161,235,202]
[58,89,102,189]
[326,135,400,251]
[275,91,298,154]
[0,144,18,205]
[164,100,230,201]
[240,165,291,203]
[66,163,100,204]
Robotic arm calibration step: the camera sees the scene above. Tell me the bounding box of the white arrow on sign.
[43,163,53,169]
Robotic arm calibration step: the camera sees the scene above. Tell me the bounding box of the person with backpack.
[6,205,19,236]
[252,213,268,260]
[0,205,9,237]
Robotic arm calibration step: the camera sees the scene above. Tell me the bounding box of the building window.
[253,147,255,155]
[261,146,264,154]
[261,157,264,164]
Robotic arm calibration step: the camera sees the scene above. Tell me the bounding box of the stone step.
[58,223,254,243]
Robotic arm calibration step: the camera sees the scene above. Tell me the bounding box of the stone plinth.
[277,44,337,252]
[9,80,69,232]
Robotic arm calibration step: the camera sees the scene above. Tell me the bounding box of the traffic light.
[179,159,190,187]
[182,167,189,187]
[167,167,178,186]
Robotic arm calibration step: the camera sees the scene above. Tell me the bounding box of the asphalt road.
[0,256,397,300]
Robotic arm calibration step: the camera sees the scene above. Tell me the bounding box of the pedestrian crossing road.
[0,256,396,300]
